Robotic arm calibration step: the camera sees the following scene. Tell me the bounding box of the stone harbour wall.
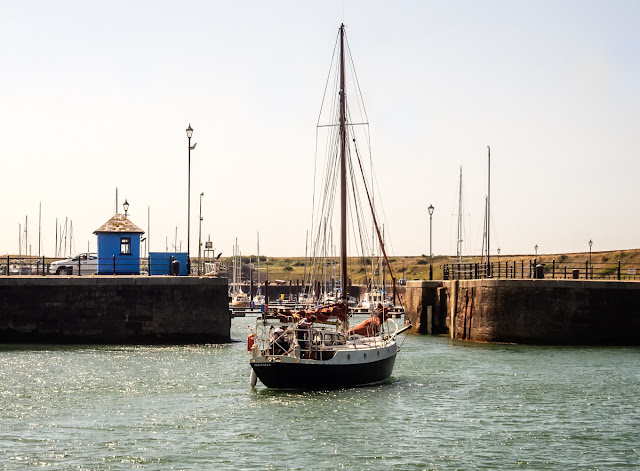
[0,276,230,344]
[405,279,640,345]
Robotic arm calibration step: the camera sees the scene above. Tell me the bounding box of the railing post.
[6,255,9,276]
[564,266,567,279]
[618,260,621,280]
[43,256,46,276]
[113,255,116,275]
[78,256,81,276]
[552,259,555,278]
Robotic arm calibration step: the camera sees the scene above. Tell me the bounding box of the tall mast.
[487,145,491,275]
[457,166,463,263]
[339,24,348,307]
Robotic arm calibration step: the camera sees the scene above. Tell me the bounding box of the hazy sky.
[2,1,639,258]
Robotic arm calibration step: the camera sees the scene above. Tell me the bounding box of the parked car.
[50,253,98,275]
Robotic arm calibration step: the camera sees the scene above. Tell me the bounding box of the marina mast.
[457,166,463,263]
[339,23,348,308]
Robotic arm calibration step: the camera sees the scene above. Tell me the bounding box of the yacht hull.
[250,349,396,389]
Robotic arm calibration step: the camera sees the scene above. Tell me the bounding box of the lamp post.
[497,247,501,278]
[123,199,129,218]
[589,239,593,279]
[186,124,195,275]
[198,192,204,276]
[428,204,434,280]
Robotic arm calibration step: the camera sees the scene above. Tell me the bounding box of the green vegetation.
[217,249,640,283]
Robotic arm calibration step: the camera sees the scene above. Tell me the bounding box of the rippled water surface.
[1,318,638,470]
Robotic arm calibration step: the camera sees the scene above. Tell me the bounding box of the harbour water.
[1,317,638,470]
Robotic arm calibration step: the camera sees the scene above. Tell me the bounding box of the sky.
[1,0,639,259]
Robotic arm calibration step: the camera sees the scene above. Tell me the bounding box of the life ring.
[247,333,256,352]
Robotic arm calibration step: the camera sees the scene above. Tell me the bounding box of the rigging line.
[348,130,374,263]
[312,47,342,253]
[316,31,340,128]
[351,144,397,261]
[312,144,340,277]
[344,33,370,125]
[352,136,403,306]
[344,33,372,144]
[348,143,372,269]
[316,122,369,128]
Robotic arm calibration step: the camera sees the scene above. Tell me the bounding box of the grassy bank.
[221,248,640,283]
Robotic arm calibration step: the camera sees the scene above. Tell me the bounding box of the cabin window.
[120,237,131,254]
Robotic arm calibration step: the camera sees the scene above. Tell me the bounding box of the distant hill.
[221,248,640,283]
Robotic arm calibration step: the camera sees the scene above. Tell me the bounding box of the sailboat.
[248,24,410,389]
[230,239,251,308]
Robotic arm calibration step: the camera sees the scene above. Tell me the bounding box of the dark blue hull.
[250,354,396,389]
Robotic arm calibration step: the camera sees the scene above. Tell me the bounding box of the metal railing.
[2,255,197,276]
[443,259,638,281]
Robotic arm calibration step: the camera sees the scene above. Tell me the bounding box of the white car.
[50,253,98,275]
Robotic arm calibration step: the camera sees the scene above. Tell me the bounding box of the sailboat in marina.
[230,239,251,308]
[248,24,410,389]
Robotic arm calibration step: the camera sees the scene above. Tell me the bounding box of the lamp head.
[123,199,129,215]
[428,204,434,216]
[186,124,193,138]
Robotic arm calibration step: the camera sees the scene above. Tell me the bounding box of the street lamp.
[428,204,434,280]
[589,239,593,279]
[198,192,204,276]
[186,124,196,275]
[123,199,129,218]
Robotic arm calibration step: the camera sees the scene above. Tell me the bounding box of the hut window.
[120,237,131,254]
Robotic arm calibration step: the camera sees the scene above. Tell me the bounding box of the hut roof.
[94,214,145,234]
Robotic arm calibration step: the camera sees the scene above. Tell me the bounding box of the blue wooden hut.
[94,214,145,275]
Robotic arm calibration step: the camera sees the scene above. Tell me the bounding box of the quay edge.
[0,276,230,344]
[404,279,640,345]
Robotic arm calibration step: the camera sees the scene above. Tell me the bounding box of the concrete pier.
[0,276,230,344]
[405,279,640,345]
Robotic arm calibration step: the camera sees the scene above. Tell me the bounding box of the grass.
[219,248,640,283]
